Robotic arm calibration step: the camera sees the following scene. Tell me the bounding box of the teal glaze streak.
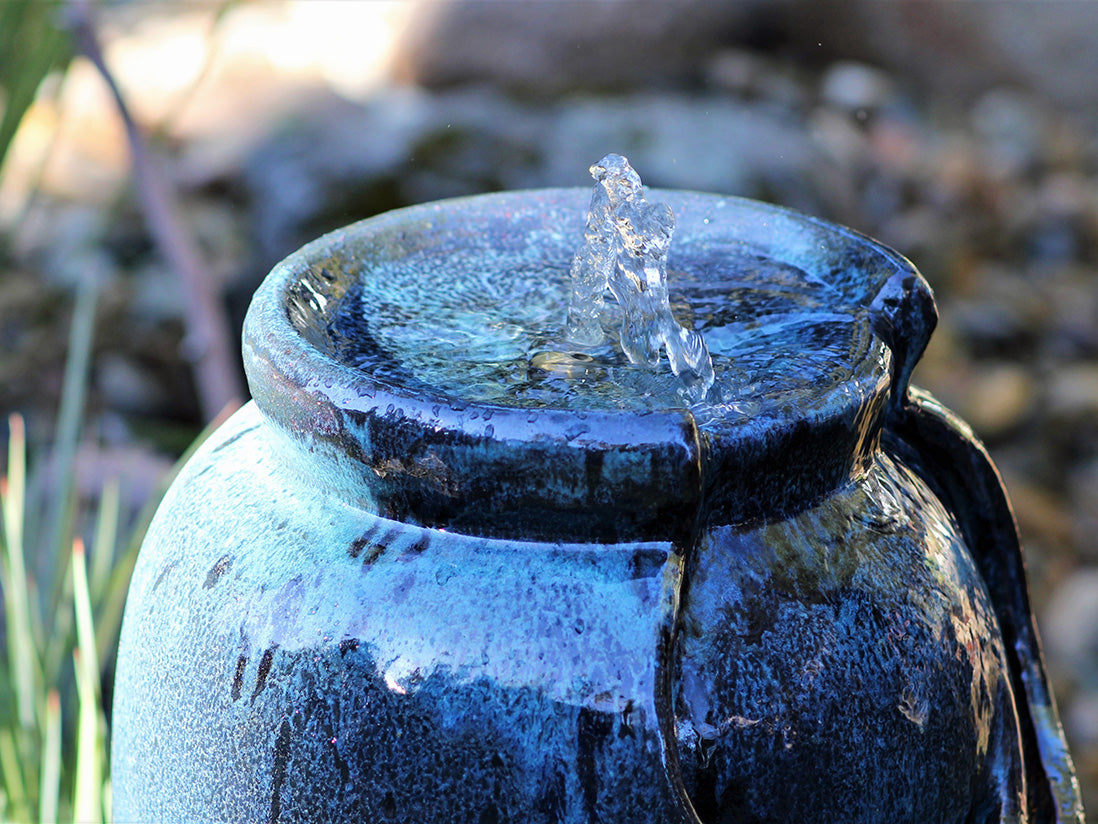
[111,404,699,823]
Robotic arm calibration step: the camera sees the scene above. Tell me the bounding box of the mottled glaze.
[111,190,1083,823]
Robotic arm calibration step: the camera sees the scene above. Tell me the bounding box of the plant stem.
[66,0,243,423]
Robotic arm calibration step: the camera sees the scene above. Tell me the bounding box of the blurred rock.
[538,94,823,205]
[1066,694,1098,752]
[395,0,1098,114]
[392,0,776,93]
[705,49,806,109]
[1044,269,1098,359]
[243,89,431,269]
[957,363,1035,440]
[819,61,896,114]
[242,87,833,285]
[1063,691,1098,817]
[1064,694,1098,815]
[809,108,868,170]
[243,87,555,272]
[1069,461,1098,563]
[96,353,174,419]
[970,88,1046,179]
[0,273,67,419]
[948,266,1051,359]
[1042,567,1098,688]
[1047,365,1098,422]
[1006,475,1077,563]
[789,1,1098,113]
[72,442,176,512]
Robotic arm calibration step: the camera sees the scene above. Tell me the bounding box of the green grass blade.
[42,277,98,686]
[72,649,101,824]
[73,541,103,824]
[45,275,97,612]
[0,0,72,176]
[1,414,41,736]
[38,690,60,824]
[93,532,138,670]
[0,728,28,821]
[100,776,111,824]
[2,414,25,562]
[43,571,74,699]
[89,479,119,603]
[93,412,220,665]
[72,539,99,687]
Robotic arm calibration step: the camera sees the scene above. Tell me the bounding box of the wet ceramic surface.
[111,190,1082,822]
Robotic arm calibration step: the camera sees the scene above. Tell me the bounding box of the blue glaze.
[111,190,1083,822]
[112,406,690,821]
[676,453,1025,822]
[243,189,897,540]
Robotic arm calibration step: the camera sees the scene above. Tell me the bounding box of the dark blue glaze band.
[243,189,903,540]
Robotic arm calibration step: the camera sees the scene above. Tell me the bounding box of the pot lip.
[242,187,914,540]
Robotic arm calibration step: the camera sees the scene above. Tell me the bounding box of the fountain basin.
[110,189,1082,823]
[245,189,898,542]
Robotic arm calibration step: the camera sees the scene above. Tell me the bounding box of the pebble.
[957,363,1035,439]
[819,61,896,113]
[1047,364,1098,421]
[96,354,173,418]
[1069,461,1098,562]
[1068,691,1098,744]
[705,49,768,97]
[1042,567,1098,688]
[706,49,806,109]
[970,88,1045,177]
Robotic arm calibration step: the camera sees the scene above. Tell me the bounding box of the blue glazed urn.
[111,189,1084,823]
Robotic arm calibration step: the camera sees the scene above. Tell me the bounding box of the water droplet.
[564,423,590,441]
[434,564,457,586]
[530,350,605,380]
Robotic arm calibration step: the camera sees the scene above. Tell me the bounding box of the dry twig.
[66,0,243,423]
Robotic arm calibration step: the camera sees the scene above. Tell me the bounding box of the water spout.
[566,154,715,403]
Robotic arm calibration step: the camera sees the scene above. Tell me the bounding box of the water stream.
[566,154,716,402]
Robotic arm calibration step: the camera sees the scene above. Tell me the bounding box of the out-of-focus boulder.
[241,87,833,282]
[392,0,1098,113]
[391,0,778,93]
[796,0,1098,112]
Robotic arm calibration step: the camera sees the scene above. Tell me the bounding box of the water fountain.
[565,154,714,402]
[111,158,1083,823]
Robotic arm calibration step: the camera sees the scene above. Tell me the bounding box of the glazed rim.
[243,188,918,542]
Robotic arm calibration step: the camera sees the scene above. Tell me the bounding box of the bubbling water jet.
[566,154,716,403]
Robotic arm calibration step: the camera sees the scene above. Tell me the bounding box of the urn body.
[111,190,1082,823]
